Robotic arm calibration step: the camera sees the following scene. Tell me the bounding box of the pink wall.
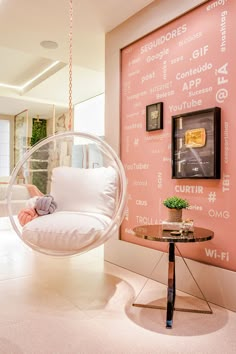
[120,0,236,271]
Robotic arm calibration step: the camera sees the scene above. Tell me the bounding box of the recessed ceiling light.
[40,40,58,49]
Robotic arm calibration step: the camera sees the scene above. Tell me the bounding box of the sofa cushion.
[22,211,111,253]
[50,166,117,218]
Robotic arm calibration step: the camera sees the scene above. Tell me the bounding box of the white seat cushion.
[50,166,117,218]
[22,211,111,253]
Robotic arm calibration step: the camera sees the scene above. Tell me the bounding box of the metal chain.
[68,0,73,130]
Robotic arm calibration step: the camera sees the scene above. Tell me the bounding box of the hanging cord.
[68,0,73,130]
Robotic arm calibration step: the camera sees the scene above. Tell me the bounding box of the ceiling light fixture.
[40,40,59,49]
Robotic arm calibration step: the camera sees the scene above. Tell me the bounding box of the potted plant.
[163,196,189,222]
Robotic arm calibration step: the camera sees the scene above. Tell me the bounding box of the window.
[74,94,104,137]
[0,120,10,176]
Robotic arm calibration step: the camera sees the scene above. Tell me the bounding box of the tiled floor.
[0,216,236,354]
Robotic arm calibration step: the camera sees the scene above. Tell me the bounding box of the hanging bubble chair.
[7,132,127,256]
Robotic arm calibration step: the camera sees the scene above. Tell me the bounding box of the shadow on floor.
[125,294,229,336]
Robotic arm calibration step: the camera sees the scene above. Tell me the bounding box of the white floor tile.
[0,219,236,353]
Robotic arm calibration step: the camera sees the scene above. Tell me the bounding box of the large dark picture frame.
[172,107,221,179]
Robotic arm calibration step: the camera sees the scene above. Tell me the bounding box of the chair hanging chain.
[68,0,73,129]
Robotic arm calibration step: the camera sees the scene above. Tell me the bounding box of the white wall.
[104,0,236,312]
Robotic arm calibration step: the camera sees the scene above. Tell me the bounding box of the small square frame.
[172,107,221,179]
[146,102,163,131]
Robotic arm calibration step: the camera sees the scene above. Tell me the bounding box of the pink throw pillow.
[18,207,39,226]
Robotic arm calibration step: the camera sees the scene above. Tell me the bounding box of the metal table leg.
[132,242,212,328]
[166,242,175,328]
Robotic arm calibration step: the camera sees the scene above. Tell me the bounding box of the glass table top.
[133,224,214,243]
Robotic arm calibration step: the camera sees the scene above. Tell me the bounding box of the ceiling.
[0,0,154,119]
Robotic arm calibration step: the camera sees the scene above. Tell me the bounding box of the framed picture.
[55,112,70,134]
[14,110,28,166]
[146,102,163,131]
[172,107,221,179]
